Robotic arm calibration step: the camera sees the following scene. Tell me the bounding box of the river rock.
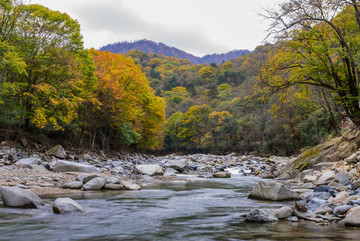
[163,168,177,177]
[306,192,332,202]
[81,175,101,184]
[294,209,323,222]
[122,181,141,190]
[344,206,360,226]
[135,164,164,176]
[303,175,317,183]
[103,183,125,190]
[287,216,299,222]
[248,180,299,201]
[317,171,336,185]
[306,198,329,211]
[329,191,350,205]
[245,209,278,223]
[333,205,352,216]
[52,160,100,173]
[314,185,336,197]
[275,206,293,219]
[314,204,334,215]
[61,181,83,189]
[15,158,41,165]
[46,145,66,159]
[336,172,351,185]
[0,186,44,208]
[212,171,231,178]
[81,177,105,191]
[163,159,187,172]
[53,198,84,214]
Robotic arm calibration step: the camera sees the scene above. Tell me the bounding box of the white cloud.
[30,0,282,56]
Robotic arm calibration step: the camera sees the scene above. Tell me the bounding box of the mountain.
[100,39,250,64]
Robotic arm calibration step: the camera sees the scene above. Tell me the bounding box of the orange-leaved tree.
[85,49,165,150]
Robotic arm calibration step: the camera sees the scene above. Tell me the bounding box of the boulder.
[329,191,350,205]
[15,158,41,165]
[163,159,188,172]
[103,183,125,190]
[52,160,99,173]
[294,209,323,222]
[135,164,164,176]
[314,185,336,197]
[212,171,231,178]
[61,181,83,189]
[81,175,101,184]
[81,177,105,191]
[306,198,329,211]
[345,206,360,226]
[163,168,178,177]
[303,175,317,183]
[314,204,334,215]
[275,206,293,219]
[333,205,352,216]
[46,145,66,159]
[248,180,299,201]
[245,209,278,223]
[122,181,141,190]
[317,171,336,185]
[53,198,84,214]
[0,186,44,208]
[306,192,332,202]
[335,172,351,186]
[287,216,299,222]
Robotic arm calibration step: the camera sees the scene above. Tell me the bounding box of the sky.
[31,0,282,57]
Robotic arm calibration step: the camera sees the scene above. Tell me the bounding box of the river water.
[1,173,360,240]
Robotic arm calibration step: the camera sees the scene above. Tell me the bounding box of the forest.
[1,0,360,156]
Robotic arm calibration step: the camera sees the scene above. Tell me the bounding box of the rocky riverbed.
[2,139,360,228]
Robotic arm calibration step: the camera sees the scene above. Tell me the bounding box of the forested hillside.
[2,0,359,157]
[100,40,250,64]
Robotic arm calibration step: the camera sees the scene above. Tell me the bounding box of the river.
[1,173,360,240]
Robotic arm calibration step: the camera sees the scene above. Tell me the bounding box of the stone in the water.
[344,206,360,226]
[46,145,66,159]
[52,160,100,173]
[61,181,83,189]
[314,185,336,197]
[294,209,323,222]
[314,204,333,215]
[212,171,231,178]
[135,164,164,176]
[103,183,125,190]
[333,205,352,216]
[122,181,141,190]
[248,180,299,201]
[81,177,105,191]
[0,186,44,208]
[53,198,84,214]
[245,209,278,223]
[15,158,41,165]
[275,206,293,219]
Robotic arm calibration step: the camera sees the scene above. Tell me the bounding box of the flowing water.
[1,173,360,241]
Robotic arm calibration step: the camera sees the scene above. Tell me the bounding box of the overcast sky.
[31,0,282,57]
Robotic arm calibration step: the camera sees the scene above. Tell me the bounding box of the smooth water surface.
[1,175,360,241]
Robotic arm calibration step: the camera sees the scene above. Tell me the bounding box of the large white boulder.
[135,164,164,176]
[53,198,84,214]
[0,186,44,208]
[52,160,100,173]
[248,180,299,201]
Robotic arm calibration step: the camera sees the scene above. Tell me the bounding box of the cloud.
[72,0,229,56]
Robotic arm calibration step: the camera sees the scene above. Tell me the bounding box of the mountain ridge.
[100,39,250,64]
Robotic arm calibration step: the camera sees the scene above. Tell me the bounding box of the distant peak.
[100,39,250,64]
